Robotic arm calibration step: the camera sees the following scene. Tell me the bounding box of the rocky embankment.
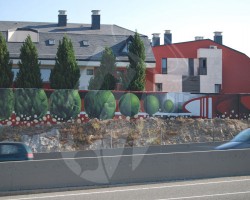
[0,118,250,153]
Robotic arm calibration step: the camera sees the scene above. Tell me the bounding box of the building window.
[161,58,167,74]
[82,40,89,46]
[199,58,207,75]
[41,69,51,82]
[48,39,55,45]
[155,83,162,91]
[12,68,19,79]
[87,69,94,75]
[116,70,124,83]
[215,84,221,93]
[122,40,132,54]
[188,58,194,76]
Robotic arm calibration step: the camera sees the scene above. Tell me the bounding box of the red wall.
[153,40,250,94]
[145,68,155,91]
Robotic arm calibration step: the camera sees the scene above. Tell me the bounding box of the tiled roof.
[0,21,137,36]
[0,21,155,63]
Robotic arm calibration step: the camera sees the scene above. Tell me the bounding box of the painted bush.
[84,90,116,120]
[163,99,175,113]
[0,89,14,121]
[119,93,140,117]
[14,88,48,120]
[143,95,160,115]
[50,89,81,121]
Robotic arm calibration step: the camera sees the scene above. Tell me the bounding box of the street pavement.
[1,176,250,200]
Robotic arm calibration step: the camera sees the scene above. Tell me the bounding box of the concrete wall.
[34,142,224,160]
[1,149,250,194]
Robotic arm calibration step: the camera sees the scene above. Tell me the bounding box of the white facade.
[167,58,189,75]
[79,68,94,90]
[198,48,222,93]
[154,47,222,93]
[155,74,182,92]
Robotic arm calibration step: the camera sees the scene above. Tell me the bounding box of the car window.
[0,145,19,155]
[231,129,250,142]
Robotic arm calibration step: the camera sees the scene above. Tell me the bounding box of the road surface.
[1,176,250,200]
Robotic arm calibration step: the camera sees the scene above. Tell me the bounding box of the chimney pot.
[195,36,204,41]
[92,10,100,15]
[152,33,160,37]
[59,10,67,15]
[214,31,222,36]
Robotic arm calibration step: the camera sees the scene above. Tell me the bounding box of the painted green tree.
[88,47,117,90]
[15,35,43,88]
[49,35,80,89]
[14,35,48,121]
[0,32,13,88]
[49,35,81,121]
[123,32,146,91]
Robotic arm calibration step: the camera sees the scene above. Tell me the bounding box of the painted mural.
[1,88,250,126]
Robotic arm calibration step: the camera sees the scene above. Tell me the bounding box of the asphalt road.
[2,176,250,200]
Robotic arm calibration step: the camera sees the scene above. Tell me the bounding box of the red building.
[152,31,250,94]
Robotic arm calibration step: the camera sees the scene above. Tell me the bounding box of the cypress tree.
[0,32,13,88]
[124,32,146,91]
[15,35,42,88]
[50,35,80,89]
[88,47,117,90]
[0,33,14,121]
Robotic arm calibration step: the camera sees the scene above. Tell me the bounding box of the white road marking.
[157,190,250,200]
[4,178,250,200]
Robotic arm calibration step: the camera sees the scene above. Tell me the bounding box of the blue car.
[215,128,250,150]
[0,142,33,162]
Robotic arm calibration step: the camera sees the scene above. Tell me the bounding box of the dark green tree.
[0,32,13,88]
[0,33,14,121]
[88,47,117,90]
[123,32,146,91]
[15,35,43,88]
[50,35,80,89]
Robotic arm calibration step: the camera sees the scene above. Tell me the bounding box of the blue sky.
[1,0,250,56]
